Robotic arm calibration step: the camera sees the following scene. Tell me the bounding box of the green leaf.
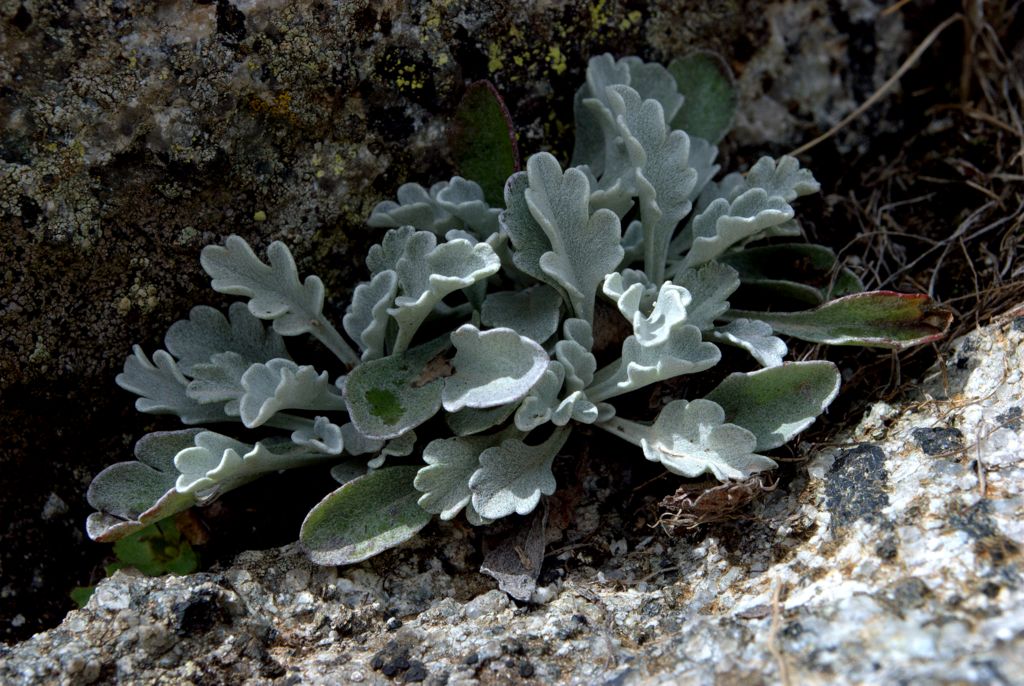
[450,80,519,207]
[668,51,737,143]
[86,430,201,542]
[300,465,431,565]
[719,243,864,304]
[109,520,199,577]
[704,361,841,450]
[70,586,95,608]
[343,335,451,439]
[726,292,953,350]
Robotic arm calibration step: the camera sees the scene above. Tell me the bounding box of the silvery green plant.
[87,53,950,567]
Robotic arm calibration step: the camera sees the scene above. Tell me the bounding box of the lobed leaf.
[469,427,570,520]
[117,346,230,425]
[442,325,549,413]
[238,359,345,428]
[165,302,289,375]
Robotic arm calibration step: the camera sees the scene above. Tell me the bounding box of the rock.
[2,314,1021,684]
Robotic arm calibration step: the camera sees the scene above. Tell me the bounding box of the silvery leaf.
[300,466,431,565]
[86,430,201,542]
[704,361,841,450]
[587,323,720,402]
[681,190,794,269]
[117,346,230,425]
[605,85,700,283]
[619,219,644,268]
[672,262,740,330]
[523,152,624,324]
[367,430,418,469]
[415,430,511,520]
[501,171,566,294]
[239,359,345,428]
[554,318,597,392]
[388,231,501,352]
[469,427,570,520]
[343,270,399,362]
[571,53,632,175]
[744,155,820,202]
[368,177,500,239]
[366,226,417,276]
[330,461,367,485]
[514,362,566,431]
[602,270,657,323]
[639,399,777,480]
[165,302,288,375]
[447,403,519,436]
[200,235,358,364]
[481,285,563,343]
[711,318,787,368]
[291,416,344,455]
[174,431,329,498]
[436,176,501,238]
[442,325,549,412]
[622,56,685,123]
[340,422,385,456]
[367,181,452,234]
[186,351,249,415]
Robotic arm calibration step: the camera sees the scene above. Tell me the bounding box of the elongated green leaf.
[668,51,738,143]
[726,292,953,349]
[719,243,864,304]
[300,466,431,565]
[704,361,841,450]
[343,335,450,439]
[450,80,520,207]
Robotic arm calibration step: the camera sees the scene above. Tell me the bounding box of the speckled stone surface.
[2,312,1020,685]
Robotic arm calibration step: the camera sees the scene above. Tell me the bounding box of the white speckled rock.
[2,313,1022,685]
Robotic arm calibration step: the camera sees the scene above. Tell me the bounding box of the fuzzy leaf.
[668,51,737,143]
[605,85,702,283]
[704,361,841,450]
[681,190,794,269]
[200,235,357,364]
[571,53,632,175]
[368,178,500,239]
[239,359,345,428]
[186,351,248,415]
[640,399,777,480]
[442,325,549,412]
[201,236,323,337]
[588,322,720,402]
[523,152,624,323]
[165,303,288,375]
[711,318,788,368]
[726,292,953,350]
[387,230,501,352]
[344,270,399,361]
[469,427,570,520]
[291,416,344,455]
[501,171,563,291]
[86,430,201,542]
[437,177,503,238]
[451,81,520,207]
[672,262,740,330]
[415,431,509,520]
[174,432,329,497]
[340,422,385,456]
[117,346,229,425]
[447,403,519,436]
[344,335,450,440]
[481,285,563,343]
[300,465,431,565]
[366,430,418,469]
